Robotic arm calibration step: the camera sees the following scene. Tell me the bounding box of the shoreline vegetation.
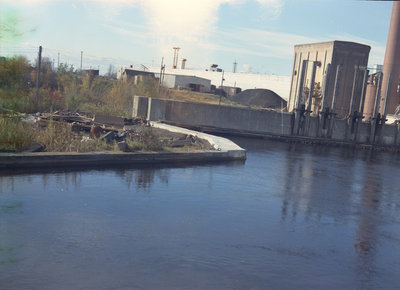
[0,55,235,154]
[0,112,214,153]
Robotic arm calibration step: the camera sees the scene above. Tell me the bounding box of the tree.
[0,56,32,97]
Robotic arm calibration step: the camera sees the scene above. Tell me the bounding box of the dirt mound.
[231,89,287,109]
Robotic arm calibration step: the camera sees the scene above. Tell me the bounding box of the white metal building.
[155,73,211,93]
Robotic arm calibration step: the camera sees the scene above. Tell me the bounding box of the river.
[1,137,400,289]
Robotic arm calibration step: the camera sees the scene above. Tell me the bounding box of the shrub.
[35,120,116,152]
[126,127,163,151]
[0,115,35,152]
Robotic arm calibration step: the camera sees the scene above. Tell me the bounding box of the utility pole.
[233,60,237,73]
[35,45,42,111]
[219,70,225,105]
[159,57,165,87]
[57,52,60,69]
[80,51,83,71]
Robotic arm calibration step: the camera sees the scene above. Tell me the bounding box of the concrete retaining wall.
[133,96,400,149]
[135,96,293,136]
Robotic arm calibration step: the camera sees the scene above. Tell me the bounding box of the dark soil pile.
[231,89,287,109]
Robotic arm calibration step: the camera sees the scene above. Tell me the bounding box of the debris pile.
[32,111,212,152]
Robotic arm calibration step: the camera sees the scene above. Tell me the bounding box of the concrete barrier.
[133,95,400,150]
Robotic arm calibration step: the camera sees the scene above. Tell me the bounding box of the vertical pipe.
[359,69,369,114]
[293,60,308,135]
[372,73,383,118]
[305,61,318,136]
[307,61,318,113]
[331,65,342,112]
[327,65,341,138]
[383,74,393,118]
[320,63,331,112]
[288,53,297,111]
[348,66,359,116]
[296,60,308,110]
[370,73,383,144]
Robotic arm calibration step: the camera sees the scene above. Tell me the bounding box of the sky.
[0,0,394,76]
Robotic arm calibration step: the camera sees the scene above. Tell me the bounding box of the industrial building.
[155,73,211,93]
[117,67,155,82]
[288,41,370,119]
[219,86,242,97]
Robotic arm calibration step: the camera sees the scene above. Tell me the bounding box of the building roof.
[294,40,371,51]
[161,73,211,82]
[123,68,155,76]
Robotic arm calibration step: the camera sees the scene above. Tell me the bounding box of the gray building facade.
[288,41,370,118]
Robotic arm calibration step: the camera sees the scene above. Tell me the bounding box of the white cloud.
[214,27,324,59]
[3,0,289,69]
[90,0,283,66]
[138,0,284,65]
[256,0,284,18]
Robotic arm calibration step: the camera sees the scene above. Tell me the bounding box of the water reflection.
[1,139,400,289]
[0,160,245,194]
[114,168,169,191]
[232,137,400,288]
[0,168,165,193]
[353,163,381,286]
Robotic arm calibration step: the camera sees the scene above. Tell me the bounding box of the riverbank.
[0,122,246,170]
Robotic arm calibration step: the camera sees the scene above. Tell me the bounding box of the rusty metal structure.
[380,1,400,115]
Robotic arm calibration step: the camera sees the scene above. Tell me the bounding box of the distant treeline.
[0,56,164,116]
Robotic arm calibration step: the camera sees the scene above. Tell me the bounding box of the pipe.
[331,65,342,112]
[307,61,318,114]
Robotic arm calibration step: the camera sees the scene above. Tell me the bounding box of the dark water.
[1,138,400,289]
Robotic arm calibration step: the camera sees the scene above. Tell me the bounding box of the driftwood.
[37,111,147,132]
[31,111,212,152]
[35,111,149,145]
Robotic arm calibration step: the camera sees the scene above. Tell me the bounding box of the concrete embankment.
[0,124,246,170]
[133,96,400,151]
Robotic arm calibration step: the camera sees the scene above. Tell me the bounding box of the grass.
[125,127,164,151]
[164,89,239,106]
[0,115,35,152]
[0,115,171,153]
[35,120,118,152]
[0,115,118,153]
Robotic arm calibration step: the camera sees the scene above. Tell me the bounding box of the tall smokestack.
[380,1,400,114]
